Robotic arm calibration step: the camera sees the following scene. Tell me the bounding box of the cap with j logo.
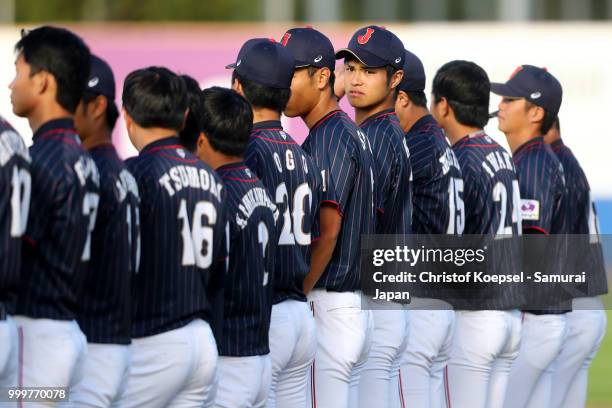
[335,25,405,70]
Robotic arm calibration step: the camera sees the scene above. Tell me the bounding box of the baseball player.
[335,25,412,408]
[431,60,523,408]
[544,119,608,408]
[394,51,462,408]
[9,26,97,395]
[228,37,319,408]
[282,27,377,408]
[185,86,279,408]
[0,116,30,389]
[117,67,223,408]
[71,55,140,407]
[492,65,569,408]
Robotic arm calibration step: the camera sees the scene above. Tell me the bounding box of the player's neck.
[445,121,481,146]
[400,107,429,133]
[28,103,73,134]
[303,93,340,130]
[207,151,242,171]
[81,129,113,151]
[252,108,280,124]
[354,95,394,126]
[134,127,177,151]
[506,129,541,154]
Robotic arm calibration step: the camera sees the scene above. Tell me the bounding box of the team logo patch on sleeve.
[520,199,540,220]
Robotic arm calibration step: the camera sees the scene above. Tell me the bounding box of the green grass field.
[588,310,612,408]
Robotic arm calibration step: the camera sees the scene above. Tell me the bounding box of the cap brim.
[225,63,237,69]
[490,82,523,98]
[335,48,386,68]
[294,60,311,68]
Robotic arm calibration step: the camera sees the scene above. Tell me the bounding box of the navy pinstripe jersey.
[76,144,140,344]
[126,137,226,338]
[513,137,569,312]
[17,118,100,320]
[551,139,607,296]
[0,116,31,318]
[216,162,278,356]
[360,109,412,234]
[406,115,463,235]
[453,132,522,308]
[453,132,521,236]
[245,121,320,304]
[301,110,376,292]
[513,137,567,235]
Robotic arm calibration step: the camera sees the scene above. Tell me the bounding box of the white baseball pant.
[116,318,217,408]
[307,289,373,408]
[214,354,271,408]
[551,298,607,408]
[503,312,567,408]
[400,299,455,408]
[71,343,130,407]
[446,310,521,408]
[14,316,87,408]
[359,303,409,408]
[0,315,17,388]
[267,299,316,408]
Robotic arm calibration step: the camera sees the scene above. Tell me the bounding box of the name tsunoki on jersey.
[301,110,376,292]
[126,136,226,338]
[77,144,140,345]
[215,162,278,357]
[17,118,100,321]
[245,120,320,304]
[0,116,31,319]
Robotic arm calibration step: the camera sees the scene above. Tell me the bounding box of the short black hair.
[122,67,187,131]
[306,66,336,94]
[15,26,90,114]
[405,90,427,108]
[526,100,557,135]
[179,75,202,153]
[82,91,119,130]
[432,60,490,128]
[200,87,253,157]
[232,71,290,114]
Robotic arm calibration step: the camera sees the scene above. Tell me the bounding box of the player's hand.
[334,64,346,101]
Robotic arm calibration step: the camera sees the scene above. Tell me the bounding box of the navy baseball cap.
[335,25,404,70]
[226,38,295,89]
[491,65,562,116]
[86,54,115,99]
[280,27,335,71]
[398,49,425,92]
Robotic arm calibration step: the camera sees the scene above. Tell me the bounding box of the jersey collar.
[216,160,247,174]
[513,136,544,157]
[252,120,283,131]
[140,136,181,155]
[407,114,436,134]
[32,117,76,143]
[359,108,395,128]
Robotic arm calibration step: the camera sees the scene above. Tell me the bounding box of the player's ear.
[396,90,410,109]
[390,69,404,90]
[232,77,244,96]
[529,105,545,125]
[92,95,108,121]
[315,67,328,91]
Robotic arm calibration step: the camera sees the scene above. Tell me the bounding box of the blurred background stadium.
[1,0,611,405]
